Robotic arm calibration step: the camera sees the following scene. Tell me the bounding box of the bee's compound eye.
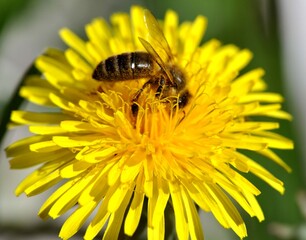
[178,91,191,108]
[171,67,186,91]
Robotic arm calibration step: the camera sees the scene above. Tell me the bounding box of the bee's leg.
[131,78,157,116]
[155,78,165,98]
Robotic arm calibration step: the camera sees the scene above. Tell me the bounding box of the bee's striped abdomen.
[92,52,154,81]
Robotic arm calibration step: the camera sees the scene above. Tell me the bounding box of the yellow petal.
[259,149,291,172]
[49,171,97,218]
[10,149,72,169]
[15,158,67,196]
[11,111,69,125]
[39,179,77,219]
[85,205,110,240]
[59,28,95,66]
[29,125,66,135]
[169,182,188,240]
[151,179,169,229]
[205,184,247,238]
[182,15,207,58]
[181,187,204,240]
[6,135,49,157]
[24,170,61,197]
[163,9,178,52]
[107,185,131,213]
[35,54,73,82]
[248,160,285,193]
[124,181,145,235]
[20,85,56,106]
[30,140,62,152]
[102,188,133,240]
[59,201,97,239]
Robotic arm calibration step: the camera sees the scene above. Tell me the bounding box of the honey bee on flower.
[92,9,190,116]
[5,5,293,240]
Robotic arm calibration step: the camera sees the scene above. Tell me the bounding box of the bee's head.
[170,66,186,91]
[178,90,190,108]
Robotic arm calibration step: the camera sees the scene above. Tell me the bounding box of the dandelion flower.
[5,5,293,240]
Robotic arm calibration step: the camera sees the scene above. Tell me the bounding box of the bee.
[92,9,190,115]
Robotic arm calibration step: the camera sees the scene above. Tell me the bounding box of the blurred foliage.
[0,0,36,141]
[0,0,303,239]
[0,0,33,35]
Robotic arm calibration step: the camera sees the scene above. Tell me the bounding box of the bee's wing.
[138,37,172,79]
[140,9,175,82]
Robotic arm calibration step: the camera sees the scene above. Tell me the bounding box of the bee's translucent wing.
[138,37,172,79]
[140,9,175,82]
